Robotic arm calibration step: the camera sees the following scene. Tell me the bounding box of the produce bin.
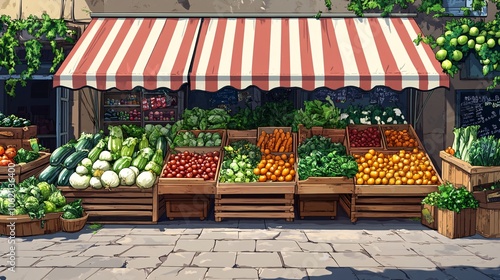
[347,125,385,153]
[380,124,423,150]
[227,130,257,138]
[472,182,500,204]
[440,151,500,191]
[57,185,164,224]
[476,207,500,238]
[172,129,227,153]
[0,152,50,183]
[0,212,62,237]
[437,208,476,239]
[421,204,438,230]
[0,125,37,139]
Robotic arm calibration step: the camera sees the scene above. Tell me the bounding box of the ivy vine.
[0,13,75,97]
[319,0,500,90]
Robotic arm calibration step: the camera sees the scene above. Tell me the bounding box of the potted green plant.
[435,182,479,239]
[421,191,440,229]
[60,199,88,233]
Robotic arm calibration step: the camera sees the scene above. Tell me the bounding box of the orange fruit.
[278,176,285,182]
[284,163,291,168]
[271,175,277,181]
[269,166,276,173]
[290,170,296,176]
[266,171,272,179]
[375,178,382,185]
[265,163,272,169]
[282,168,290,176]
[260,168,268,174]
[258,163,265,169]
[366,178,375,185]
[285,174,293,181]
[281,154,288,160]
[365,153,373,160]
[274,170,281,176]
[362,174,370,181]
[253,168,261,175]
[278,160,285,166]
[275,156,281,161]
[407,178,415,185]
[268,159,275,164]
[264,149,270,155]
[289,158,295,164]
[370,171,378,179]
[356,178,364,184]
[259,175,267,182]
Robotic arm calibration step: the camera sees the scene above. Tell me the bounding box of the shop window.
[460,54,499,79]
[443,0,487,16]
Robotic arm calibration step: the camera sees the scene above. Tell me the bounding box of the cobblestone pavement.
[1,215,500,280]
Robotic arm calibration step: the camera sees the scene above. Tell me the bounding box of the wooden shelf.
[143,107,177,111]
[103,105,140,108]
[103,121,141,124]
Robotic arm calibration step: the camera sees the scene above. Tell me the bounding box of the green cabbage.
[37,182,53,200]
[48,191,66,207]
[43,201,57,213]
[24,196,40,212]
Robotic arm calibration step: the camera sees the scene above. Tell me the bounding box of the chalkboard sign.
[458,90,500,138]
[313,86,399,105]
[209,87,238,107]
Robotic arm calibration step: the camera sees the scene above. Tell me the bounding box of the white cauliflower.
[393,108,402,116]
[393,120,398,124]
[349,119,355,124]
[360,117,370,124]
[387,117,393,123]
[362,111,370,116]
[374,116,381,123]
[340,113,349,120]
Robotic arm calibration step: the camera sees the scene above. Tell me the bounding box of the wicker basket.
[60,212,89,233]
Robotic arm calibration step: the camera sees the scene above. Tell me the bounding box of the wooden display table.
[57,185,164,224]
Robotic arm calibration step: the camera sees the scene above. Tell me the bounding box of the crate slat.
[215,193,294,222]
[83,205,152,210]
[380,124,423,150]
[165,194,210,221]
[299,195,338,219]
[437,208,476,239]
[476,207,500,238]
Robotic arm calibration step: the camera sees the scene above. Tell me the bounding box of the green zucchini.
[49,144,75,166]
[74,138,94,151]
[155,136,168,158]
[63,150,89,170]
[57,168,75,186]
[39,165,64,184]
[131,155,148,171]
[113,156,132,172]
[93,131,104,146]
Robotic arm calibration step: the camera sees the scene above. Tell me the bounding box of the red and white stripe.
[54,18,201,91]
[190,17,449,92]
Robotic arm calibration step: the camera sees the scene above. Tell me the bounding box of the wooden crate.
[339,194,354,219]
[298,195,338,219]
[157,147,221,195]
[0,127,24,139]
[257,127,296,156]
[0,152,50,183]
[440,151,500,191]
[57,185,164,224]
[437,208,476,239]
[472,182,500,204]
[227,130,257,138]
[421,204,438,230]
[215,184,295,221]
[0,212,62,237]
[297,125,345,145]
[380,124,423,150]
[346,125,385,153]
[166,194,210,220]
[174,129,227,152]
[476,207,500,238]
[22,125,38,139]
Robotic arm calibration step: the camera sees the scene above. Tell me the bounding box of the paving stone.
[362,230,405,242]
[462,244,500,260]
[477,267,500,280]
[239,230,280,240]
[147,266,183,279]
[42,242,96,251]
[179,235,199,239]
[330,244,364,252]
[350,267,410,280]
[174,240,215,252]
[93,227,134,235]
[407,243,475,256]
[282,252,338,268]
[372,255,436,268]
[214,240,256,252]
[198,231,239,240]
[440,267,493,280]
[88,235,125,243]
[430,255,500,268]
[86,268,148,280]
[116,235,179,245]
[173,267,209,280]
[256,240,302,252]
[121,245,174,257]
[398,267,454,279]
[12,241,55,250]
[183,228,203,235]
[238,220,266,229]
[361,243,415,256]
[423,230,485,245]
[191,252,236,267]
[297,242,334,252]
[236,252,283,268]
[275,231,309,242]
[205,267,259,279]
[394,229,443,243]
[0,267,52,280]
[79,245,133,256]
[125,257,163,269]
[42,267,100,280]
[306,268,358,280]
[304,230,378,243]
[259,268,307,279]
[161,252,196,267]
[0,257,40,267]
[331,252,381,267]
[34,256,89,267]
[128,227,165,234]
[77,257,128,268]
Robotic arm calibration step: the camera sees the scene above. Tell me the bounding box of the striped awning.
[190,18,449,92]
[54,18,201,91]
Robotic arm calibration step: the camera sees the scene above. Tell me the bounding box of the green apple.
[483,59,490,65]
[450,38,458,46]
[452,50,463,61]
[487,38,496,48]
[436,36,446,46]
[498,38,500,46]
[475,44,483,52]
[461,24,470,34]
[488,31,495,35]
[445,30,453,37]
[495,31,500,38]
[494,63,498,70]
[468,39,476,49]
[435,49,448,61]
[476,36,485,44]
[483,65,489,76]
[457,35,468,45]
[480,30,487,36]
[442,59,453,70]
[469,27,480,36]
